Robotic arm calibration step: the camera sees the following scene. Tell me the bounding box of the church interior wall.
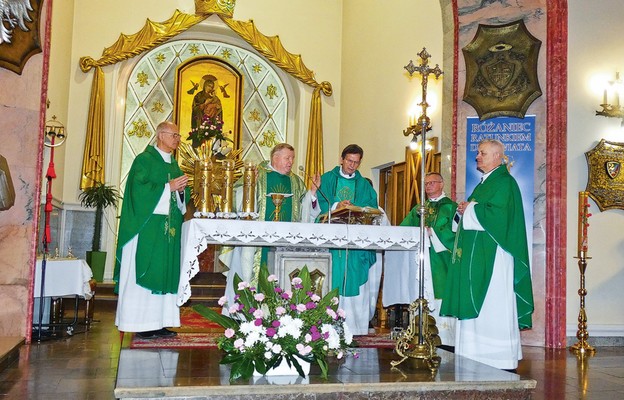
[2,0,623,341]
[339,0,444,181]
[566,0,624,338]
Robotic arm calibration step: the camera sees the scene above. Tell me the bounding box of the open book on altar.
[318,205,383,225]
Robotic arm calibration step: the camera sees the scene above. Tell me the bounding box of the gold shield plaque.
[585,139,624,211]
[462,19,542,120]
[0,0,43,75]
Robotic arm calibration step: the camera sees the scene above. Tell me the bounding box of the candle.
[603,89,607,105]
[577,191,590,257]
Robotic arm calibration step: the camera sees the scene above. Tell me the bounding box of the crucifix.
[392,47,443,374]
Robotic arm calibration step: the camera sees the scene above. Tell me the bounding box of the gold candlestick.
[570,191,595,356]
[222,159,235,213]
[242,162,256,214]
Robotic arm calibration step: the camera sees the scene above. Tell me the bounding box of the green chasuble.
[318,166,378,296]
[440,166,534,329]
[114,145,189,294]
[400,196,457,299]
[253,161,308,275]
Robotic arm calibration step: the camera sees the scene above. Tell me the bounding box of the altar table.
[176,218,421,306]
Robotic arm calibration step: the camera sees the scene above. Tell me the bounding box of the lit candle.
[577,191,590,257]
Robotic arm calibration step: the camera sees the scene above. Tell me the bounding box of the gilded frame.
[585,139,624,211]
[173,56,243,150]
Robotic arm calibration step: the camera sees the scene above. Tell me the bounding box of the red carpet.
[130,331,396,349]
[171,306,223,333]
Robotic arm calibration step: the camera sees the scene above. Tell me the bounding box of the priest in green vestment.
[400,172,457,299]
[114,121,190,339]
[440,139,534,370]
[397,172,457,345]
[220,143,320,304]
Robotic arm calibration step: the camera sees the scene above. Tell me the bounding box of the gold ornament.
[195,0,236,18]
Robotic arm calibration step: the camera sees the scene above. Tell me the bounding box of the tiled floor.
[1,304,624,399]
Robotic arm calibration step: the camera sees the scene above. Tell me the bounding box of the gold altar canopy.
[79,1,331,189]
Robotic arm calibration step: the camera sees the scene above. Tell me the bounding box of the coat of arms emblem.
[463,20,542,120]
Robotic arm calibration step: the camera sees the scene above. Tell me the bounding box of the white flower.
[272,343,282,354]
[321,324,340,349]
[240,321,263,335]
[337,351,344,359]
[337,308,346,319]
[277,315,303,339]
[331,297,339,305]
[291,277,302,286]
[264,351,272,359]
[267,274,278,282]
[234,338,244,349]
[218,296,227,306]
[237,281,250,290]
[343,323,353,345]
[305,333,312,343]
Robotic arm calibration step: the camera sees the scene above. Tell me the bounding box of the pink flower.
[310,294,321,302]
[296,343,313,356]
[326,308,337,319]
[253,309,264,319]
[254,293,265,302]
[234,338,244,349]
[224,328,235,338]
[266,327,276,337]
[275,306,286,315]
[291,277,303,286]
[218,296,227,306]
[296,304,307,312]
[229,304,239,314]
[254,318,263,326]
[337,308,346,318]
[237,281,250,291]
[267,274,278,282]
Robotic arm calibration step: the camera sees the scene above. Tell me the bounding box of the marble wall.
[445,0,549,346]
[0,5,50,339]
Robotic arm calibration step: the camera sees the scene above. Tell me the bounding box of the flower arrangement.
[188,114,230,149]
[194,266,357,381]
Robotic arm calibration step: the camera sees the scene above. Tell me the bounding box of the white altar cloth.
[177,219,421,306]
[34,258,94,300]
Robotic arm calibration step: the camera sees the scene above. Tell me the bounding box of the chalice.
[267,193,292,221]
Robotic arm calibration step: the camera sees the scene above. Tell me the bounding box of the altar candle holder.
[242,162,256,214]
[570,191,596,356]
[222,159,235,213]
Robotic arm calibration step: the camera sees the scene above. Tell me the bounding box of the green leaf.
[191,304,238,330]
[317,357,329,379]
[299,266,312,293]
[254,358,267,375]
[257,266,273,296]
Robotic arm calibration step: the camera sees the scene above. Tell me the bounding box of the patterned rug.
[130,331,397,349]
[170,306,223,333]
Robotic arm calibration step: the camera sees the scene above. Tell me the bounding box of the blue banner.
[465,116,535,251]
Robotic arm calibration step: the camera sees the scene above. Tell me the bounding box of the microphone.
[299,166,331,224]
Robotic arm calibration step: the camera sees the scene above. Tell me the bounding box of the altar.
[177,218,423,306]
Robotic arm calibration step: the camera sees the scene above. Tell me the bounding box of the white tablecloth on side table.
[34,258,94,300]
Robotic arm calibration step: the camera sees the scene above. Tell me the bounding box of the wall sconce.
[596,71,624,125]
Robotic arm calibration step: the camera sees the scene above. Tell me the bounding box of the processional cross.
[392,48,443,374]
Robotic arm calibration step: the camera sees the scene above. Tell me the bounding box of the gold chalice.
[270,193,285,221]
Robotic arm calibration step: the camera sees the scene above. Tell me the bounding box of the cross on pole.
[404,48,443,134]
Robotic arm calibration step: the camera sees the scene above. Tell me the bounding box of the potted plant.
[79,182,120,282]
